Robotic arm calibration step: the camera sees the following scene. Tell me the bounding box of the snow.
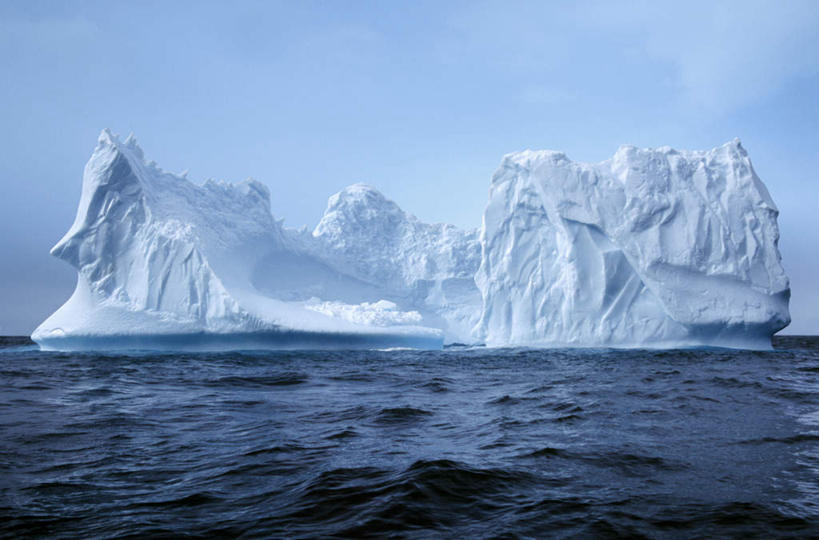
[304,299,423,326]
[476,140,790,349]
[32,131,790,351]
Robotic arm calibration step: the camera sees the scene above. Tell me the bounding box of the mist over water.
[2,336,818,538]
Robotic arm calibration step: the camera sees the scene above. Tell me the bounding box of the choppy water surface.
[1,336,818,538]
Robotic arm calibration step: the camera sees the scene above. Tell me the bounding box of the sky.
[0,0,817,335]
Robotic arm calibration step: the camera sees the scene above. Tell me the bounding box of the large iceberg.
[476,140,790,349]
[32,131,789,350]
[32,130,479,350]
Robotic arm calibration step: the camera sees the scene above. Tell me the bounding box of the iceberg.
[32,131,789,351]
[476,140,790,349]
[31,130,479,350]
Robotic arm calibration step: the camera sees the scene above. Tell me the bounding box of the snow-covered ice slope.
[476,140,790,349]
[31,130,453,350]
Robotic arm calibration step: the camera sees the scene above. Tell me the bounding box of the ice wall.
[476,140,790,348]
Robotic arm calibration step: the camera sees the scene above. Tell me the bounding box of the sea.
[1,336,817,538]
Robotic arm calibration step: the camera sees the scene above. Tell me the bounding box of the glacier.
[31,130,789,351]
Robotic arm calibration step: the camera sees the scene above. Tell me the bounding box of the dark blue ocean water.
[1,336,818,538]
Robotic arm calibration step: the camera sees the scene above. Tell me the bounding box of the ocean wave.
[2,338,819,537]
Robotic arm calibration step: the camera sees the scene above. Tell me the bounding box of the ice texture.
[476,140,790,349]
[32,131,790,351]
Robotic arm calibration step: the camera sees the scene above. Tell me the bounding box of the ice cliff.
[32,131,789,350]
[477,141,790,349]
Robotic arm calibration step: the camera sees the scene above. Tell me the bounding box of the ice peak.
[94,128,146,165]
[503,149,569,167]
[323,183,402,217]
[122,132,145,160]
[238,177,271,205]
[614,144,638,156]
[333,183,390,204]
[725,137,747,157]
[343,182,381,194]
[98,127,116,145]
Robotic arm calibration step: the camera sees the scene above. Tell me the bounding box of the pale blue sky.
[1,0,817,334]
